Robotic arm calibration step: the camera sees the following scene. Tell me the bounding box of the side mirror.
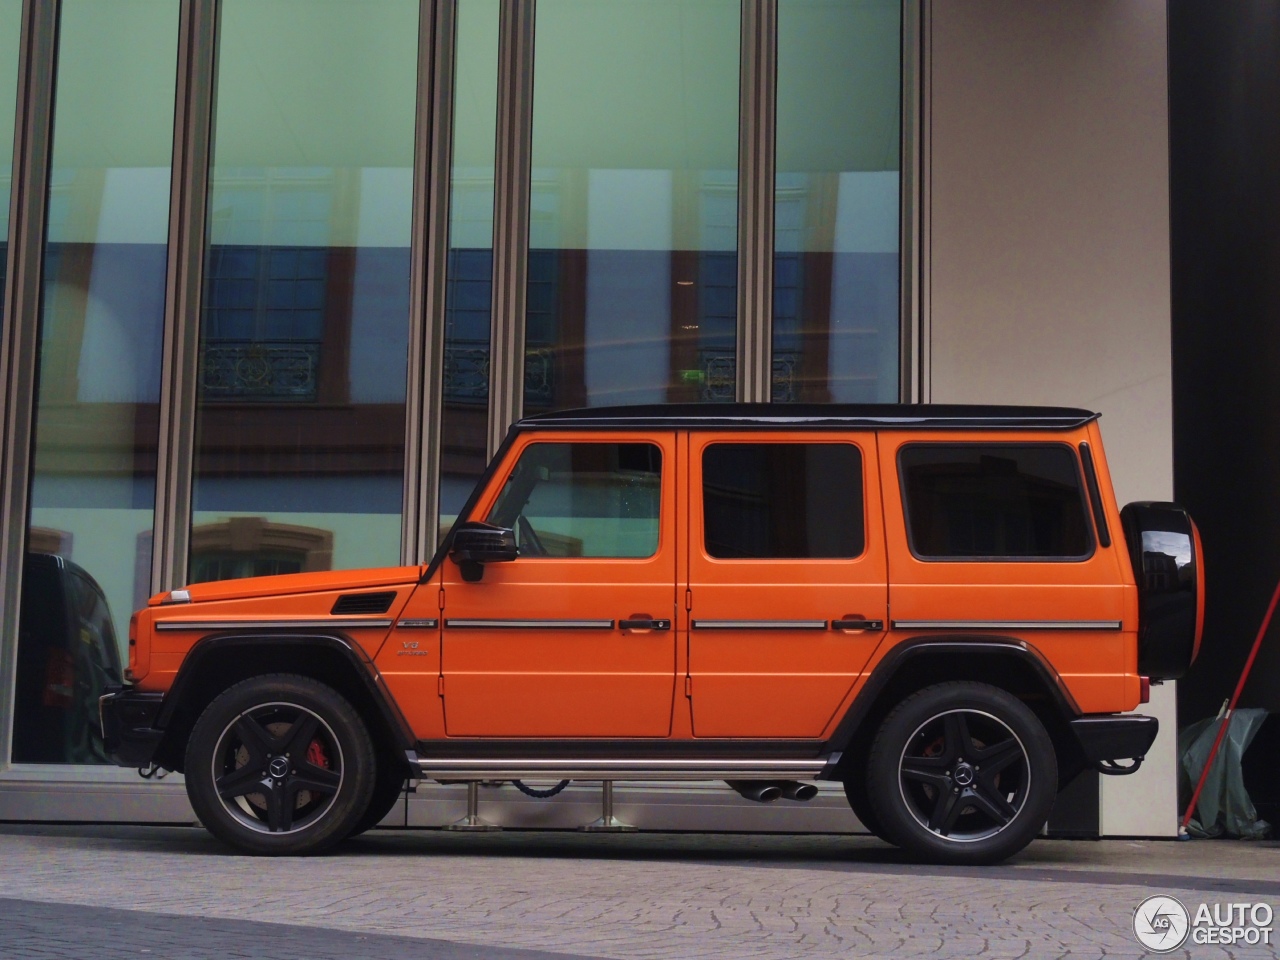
[449,521,518,582]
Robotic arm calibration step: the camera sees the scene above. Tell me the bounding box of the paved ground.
[0,825,1275,959]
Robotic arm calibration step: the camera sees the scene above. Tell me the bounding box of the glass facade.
[440,0,500,536]
[14,0,178,762]
[2,0,904,771]
[190,0,420,582]
[774,0,900,402]
[526,0,740,409]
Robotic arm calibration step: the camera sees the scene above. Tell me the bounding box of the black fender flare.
[154,631,417,768]
[821,636,1081,778]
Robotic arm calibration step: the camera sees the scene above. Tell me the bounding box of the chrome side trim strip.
[692,620,827,630]
[445,618,615,630]
[416,758,828,781]
[155,619,394,631]
[396,619,439,629]
[891,619,1123,631]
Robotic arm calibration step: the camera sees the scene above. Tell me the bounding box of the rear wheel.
[185,674,375,855]
[866,682,1056,865]
[841,771,887,840]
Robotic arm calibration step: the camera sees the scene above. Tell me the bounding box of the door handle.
[831,618,884,631]
[620,618,671,631]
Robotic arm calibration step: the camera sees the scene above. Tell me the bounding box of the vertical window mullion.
[404,0,458,562]
[0,0,58,769]
[736,0,777,403]
[487,0,534,458]
[902,0,926,403]
[151,0,217,593]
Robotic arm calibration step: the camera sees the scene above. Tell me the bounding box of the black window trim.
[896,440,1097,564]
[699,439,870,563]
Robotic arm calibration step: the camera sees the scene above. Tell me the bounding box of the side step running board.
[417,758,830,782]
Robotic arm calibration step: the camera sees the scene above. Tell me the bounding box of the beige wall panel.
[927,0,1176,836]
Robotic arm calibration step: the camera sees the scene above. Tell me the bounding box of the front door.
[440,433,678,737]
[687,432,888,738]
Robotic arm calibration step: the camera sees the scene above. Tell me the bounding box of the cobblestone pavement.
[0,825,1276,960]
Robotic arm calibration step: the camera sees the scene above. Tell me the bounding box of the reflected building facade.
[1,0,904,769]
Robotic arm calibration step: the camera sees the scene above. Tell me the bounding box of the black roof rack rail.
[515,403,1099,432]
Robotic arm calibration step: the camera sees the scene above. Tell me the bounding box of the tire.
[347,757,407,838]
[866,682,1057,865]
[842,771,887,841]
[184,674,375,856]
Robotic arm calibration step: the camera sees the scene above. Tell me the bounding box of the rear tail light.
[1140,676,1151,704]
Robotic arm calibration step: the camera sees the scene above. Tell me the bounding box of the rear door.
[686,431,888,738]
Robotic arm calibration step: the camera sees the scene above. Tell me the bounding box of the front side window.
[702,443,865,559]
[899,444,1092,560]
[487,443,662,558]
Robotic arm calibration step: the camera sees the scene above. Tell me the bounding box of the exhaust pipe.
[774,780,818,802]
[725,780,783,803]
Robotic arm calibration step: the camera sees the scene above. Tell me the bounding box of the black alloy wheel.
[866,681,1057,865]
[842,770,887,840]
[185,674,375,855]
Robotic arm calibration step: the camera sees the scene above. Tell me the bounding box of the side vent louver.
[331,591,397,615]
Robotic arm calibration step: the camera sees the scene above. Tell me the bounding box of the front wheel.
[866,682,1057,865]
[185,674,375,855]
[347,756,407,838]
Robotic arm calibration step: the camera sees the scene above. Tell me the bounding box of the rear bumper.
[1070,714,1159,775]
[98,687,165,768]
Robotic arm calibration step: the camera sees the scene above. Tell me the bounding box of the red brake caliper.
[307,738,329,769]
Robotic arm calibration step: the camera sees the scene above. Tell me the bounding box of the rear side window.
[702,443,864,559]
[899,444,1091,560]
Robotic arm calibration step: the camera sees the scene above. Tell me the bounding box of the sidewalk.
[0,825,1276,959]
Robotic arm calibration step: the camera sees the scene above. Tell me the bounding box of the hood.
[148,565,426,606]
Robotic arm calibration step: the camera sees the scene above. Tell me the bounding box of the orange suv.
[100,404,1202,863]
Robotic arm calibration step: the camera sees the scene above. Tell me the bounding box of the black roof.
[516,403,1098,431]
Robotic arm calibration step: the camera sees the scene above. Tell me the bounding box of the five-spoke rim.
[211,701,345,835]
[896,708,1030,843]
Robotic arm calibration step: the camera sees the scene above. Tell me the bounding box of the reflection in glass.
[527,0,739,410]
[702,443,864,558]
[16,0,177,762]
[773,0,900,402]
[440,0,500,539]
[899,445,1091,559]
[191,0,419,582]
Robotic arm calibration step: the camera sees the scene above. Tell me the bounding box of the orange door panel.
[440,432,678,737]
[878,429,1133,712]
[686,432,887,738]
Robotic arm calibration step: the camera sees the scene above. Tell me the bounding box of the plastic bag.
[1178,707,1271,839]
